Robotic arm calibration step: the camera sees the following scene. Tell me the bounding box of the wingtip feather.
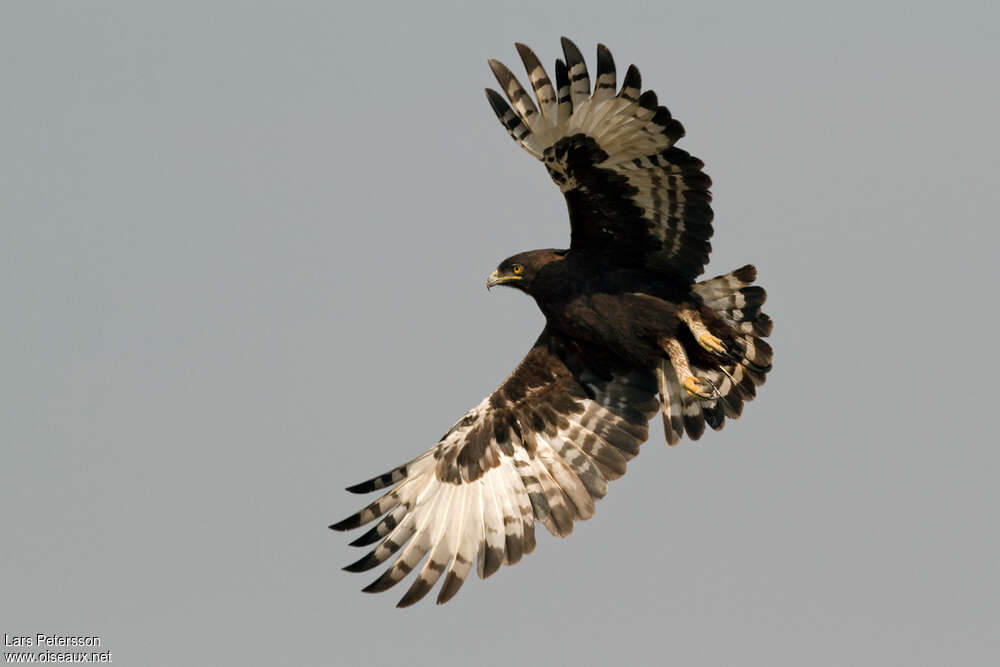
[329,516,359,532]
[435,571,466,605]
[485,87,508,114]
[596,43,613,73]
[396,578,435,608]
[560,36,582,59]
[343,552,382,573]
[361,570,399,594]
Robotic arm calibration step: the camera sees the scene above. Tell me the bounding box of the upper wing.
[486,39,714,282]
[330,329,658,607]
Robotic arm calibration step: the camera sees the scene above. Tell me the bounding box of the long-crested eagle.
[331,39,773,607]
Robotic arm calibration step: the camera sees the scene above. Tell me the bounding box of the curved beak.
[486,269,521,290]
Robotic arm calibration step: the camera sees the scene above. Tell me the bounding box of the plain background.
[2,1,998,665]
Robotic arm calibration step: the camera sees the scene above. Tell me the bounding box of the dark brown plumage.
[331,38,774,607]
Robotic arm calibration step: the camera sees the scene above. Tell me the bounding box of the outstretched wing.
[330,329,658,607]
[486,39,713,282]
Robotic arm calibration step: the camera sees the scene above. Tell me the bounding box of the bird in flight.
[331,38,773,607]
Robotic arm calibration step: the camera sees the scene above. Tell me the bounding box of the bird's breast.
[539,290,683,368]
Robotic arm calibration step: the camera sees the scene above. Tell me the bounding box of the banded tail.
[657,264,773,444]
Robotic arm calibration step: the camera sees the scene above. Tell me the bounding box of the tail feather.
[659,265,773,443]
[655,360,685,445]
[694,265,773,338]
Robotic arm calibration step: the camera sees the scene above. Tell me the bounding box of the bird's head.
[486,249,565,294]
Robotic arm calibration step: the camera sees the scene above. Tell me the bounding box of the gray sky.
[2,1,998,665]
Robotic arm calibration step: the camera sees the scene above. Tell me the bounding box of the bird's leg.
[678,308,726,356]
[659,336,715,399]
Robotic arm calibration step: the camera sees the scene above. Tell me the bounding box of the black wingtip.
[396,578,434,608]
[596,43,614,75]
[345,466,408,494]
[349,513,398,547]
[480,545,504,579]
[488,58,513,87]
[555,58,568,81]
[343,552,383,573]
[560,37,584,67]
[733,264,758,283]
[435,571,466,605]
[344,481,374,494]
[361,570,399,594]
[623,64,641,87]
[329,515,360,532]
[348,531,379,548]
[485,88,508,114]
[515,42,544,78]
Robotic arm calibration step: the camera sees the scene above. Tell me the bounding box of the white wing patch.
[332,346,657,606]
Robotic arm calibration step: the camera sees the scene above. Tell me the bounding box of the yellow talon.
[683,375,716,399]
[698,333,726,355]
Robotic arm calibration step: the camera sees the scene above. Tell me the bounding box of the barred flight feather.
[515,43,557,120]
[332,330,658,606]
[485,37,713,281]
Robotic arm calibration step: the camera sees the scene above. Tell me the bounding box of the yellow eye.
[512,264,523,274]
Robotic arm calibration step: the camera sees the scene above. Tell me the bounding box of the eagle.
[331,38,773,607]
